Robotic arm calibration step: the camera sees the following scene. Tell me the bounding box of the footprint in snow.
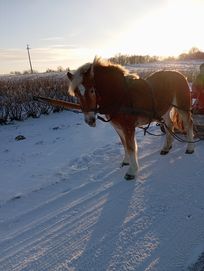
[35,140,44,145]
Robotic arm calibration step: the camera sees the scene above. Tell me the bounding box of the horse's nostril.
[84,115,96,127]
[90,117,95,123]
[88,117,96,126]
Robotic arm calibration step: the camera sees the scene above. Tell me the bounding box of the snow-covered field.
[0,109,204,271]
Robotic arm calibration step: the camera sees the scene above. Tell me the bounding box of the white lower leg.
[161,112,173,154]
[126,150,139,177]
[179,111,194,153]
[122,149,129,165]
[161,132,173,153]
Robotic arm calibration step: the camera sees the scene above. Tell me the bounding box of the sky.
[0,0,204,74]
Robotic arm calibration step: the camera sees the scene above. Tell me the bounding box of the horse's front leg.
[123,127,139,180]
[113,125,130,166]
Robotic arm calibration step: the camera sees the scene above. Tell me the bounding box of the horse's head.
[67,63,97,127]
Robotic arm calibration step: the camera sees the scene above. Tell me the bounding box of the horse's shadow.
[71,172,137,271]
[68,140,160,271]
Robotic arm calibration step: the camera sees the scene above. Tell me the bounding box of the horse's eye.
[90,88,95,94]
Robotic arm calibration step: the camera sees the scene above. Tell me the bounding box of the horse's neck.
[94,66,127,111]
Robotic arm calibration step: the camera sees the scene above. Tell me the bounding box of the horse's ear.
[84,65,94,78]
[67,71,73,81]
[90,64,94,78]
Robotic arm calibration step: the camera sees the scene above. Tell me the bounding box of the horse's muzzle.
[84,112,96,127]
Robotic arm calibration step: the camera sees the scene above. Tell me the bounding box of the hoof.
[124,174,135,180]
[185,149,194,154]
[160,150,169,155]
[121,162,129,167]
[160,146,172,155]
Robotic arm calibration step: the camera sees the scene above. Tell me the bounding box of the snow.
[0,110,204,271]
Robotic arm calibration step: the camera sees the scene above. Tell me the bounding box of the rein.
[161,120,201,143]
[138,123,165,136]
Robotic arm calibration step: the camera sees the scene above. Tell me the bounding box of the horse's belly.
[135,116,152,126]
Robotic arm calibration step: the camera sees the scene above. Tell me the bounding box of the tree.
[188,47,200,55]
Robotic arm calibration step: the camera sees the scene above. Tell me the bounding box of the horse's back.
[146,70,191,111]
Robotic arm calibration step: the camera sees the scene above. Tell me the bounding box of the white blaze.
[78,84,86,96]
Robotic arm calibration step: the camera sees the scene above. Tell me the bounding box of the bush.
[0,72,75,124]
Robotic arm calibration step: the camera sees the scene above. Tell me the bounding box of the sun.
[102,0,204,58]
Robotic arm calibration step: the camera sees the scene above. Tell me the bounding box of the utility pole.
[26,44,33,73]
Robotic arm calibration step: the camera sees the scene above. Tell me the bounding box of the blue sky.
[0,0,204,74]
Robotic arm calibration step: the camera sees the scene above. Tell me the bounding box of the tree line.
[109,47,204,65]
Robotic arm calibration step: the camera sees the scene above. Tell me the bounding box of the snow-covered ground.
[0,110,204,271]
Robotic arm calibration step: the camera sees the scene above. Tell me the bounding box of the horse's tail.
[170,107,185,132]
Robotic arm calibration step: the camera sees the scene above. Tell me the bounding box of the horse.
[67,57,194,180]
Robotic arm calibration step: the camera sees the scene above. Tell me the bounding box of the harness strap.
[97,115,112,122]
[138,122,165,137]
[96,80,160,124]
[139,122,151,136]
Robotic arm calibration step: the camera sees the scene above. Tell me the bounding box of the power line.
[26,44,33,73]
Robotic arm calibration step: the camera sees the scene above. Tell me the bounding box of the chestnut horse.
[67,58,194,180]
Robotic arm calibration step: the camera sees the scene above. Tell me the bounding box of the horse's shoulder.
[125,75,150,93]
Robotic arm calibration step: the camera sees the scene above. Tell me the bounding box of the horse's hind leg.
[177,110,194,154]
[160,110,174,155]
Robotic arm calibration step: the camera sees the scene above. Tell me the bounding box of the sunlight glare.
[109,0,204,58]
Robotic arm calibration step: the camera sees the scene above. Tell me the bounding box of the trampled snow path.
[0,111,204,271]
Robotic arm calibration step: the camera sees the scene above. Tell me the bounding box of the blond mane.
[68,62,92,96]
[68,57,139,96]
[93,56,129,75]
